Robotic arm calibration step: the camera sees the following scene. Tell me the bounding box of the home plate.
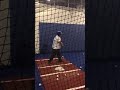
[35,58,85,90]
[55,66,65,71]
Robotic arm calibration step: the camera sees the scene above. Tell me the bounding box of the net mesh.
[35,0,85,90]
[35,0,85,54]
[0,0,85,89]
[0,0,11,67]
[0,0,34,90]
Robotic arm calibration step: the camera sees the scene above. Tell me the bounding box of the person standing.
[48,31,63,64]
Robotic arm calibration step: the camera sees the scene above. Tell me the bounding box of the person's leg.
[48,49,56,64]
[56,49,62,62]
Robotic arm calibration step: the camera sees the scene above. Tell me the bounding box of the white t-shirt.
[52,35,61,49]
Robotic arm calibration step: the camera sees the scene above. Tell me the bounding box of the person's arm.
[56,37,63,46]
[56,36,61,43]
[58,38,63,46]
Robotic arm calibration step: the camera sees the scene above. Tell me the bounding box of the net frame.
[0,0,11,67]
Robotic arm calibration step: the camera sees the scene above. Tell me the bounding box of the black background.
[10,0,35,68]
[86,0,120,89]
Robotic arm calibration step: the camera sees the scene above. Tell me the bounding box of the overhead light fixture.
[47,0,50,1]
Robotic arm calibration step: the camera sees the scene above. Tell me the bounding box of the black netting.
[0,0,34,90]
[35,0,85,54]
[1,0,86,90]
[35,0,85,90]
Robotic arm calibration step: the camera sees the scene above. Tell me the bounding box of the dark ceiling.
[35,0,85,8]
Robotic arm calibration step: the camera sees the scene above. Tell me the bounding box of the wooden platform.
[36,58,85,90]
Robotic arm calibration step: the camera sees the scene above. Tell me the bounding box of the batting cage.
[0,0,34,90]
[35,0,85,90]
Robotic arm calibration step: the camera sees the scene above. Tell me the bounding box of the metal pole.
[54,0,55,6]
[68,0,69,8]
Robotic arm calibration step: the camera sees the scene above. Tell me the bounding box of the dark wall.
[40,23,85,53]
[10,0,35,68]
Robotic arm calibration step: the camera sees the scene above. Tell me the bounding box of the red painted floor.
[36,58,85,90]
